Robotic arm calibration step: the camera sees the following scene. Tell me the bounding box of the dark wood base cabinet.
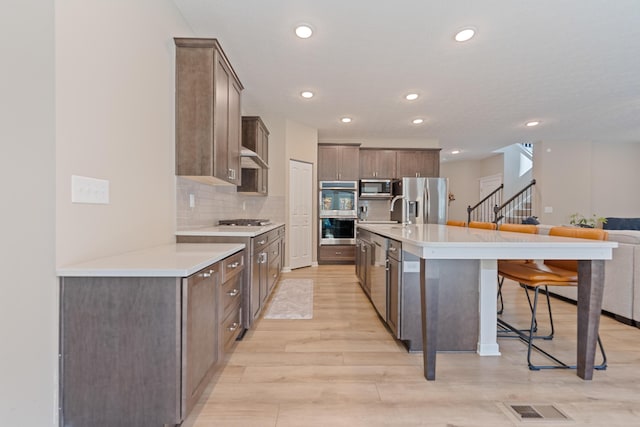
[318,244,356,264]
[177,225,285,330]
[59,251,244,427]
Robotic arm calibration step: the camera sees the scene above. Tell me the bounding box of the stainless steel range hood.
[240,146,268,169]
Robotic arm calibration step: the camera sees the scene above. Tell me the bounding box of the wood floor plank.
[183,265,640,426]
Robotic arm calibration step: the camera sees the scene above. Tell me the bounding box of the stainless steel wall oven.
[319,181,357,245]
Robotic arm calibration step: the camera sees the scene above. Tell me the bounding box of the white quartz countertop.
[57,243,245,277]
[357,220,398,224]
[357,223,618,260]
[176,222,285,237]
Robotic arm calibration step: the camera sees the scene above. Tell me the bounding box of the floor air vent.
[500,403,572,424]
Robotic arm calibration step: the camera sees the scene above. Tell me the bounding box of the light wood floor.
[182,265,640,426]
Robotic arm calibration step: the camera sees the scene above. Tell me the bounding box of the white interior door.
[289,160,313,269]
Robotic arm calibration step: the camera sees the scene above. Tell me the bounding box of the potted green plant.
[568,213,607,228]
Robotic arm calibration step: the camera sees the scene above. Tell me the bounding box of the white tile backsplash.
[177,177,285,229]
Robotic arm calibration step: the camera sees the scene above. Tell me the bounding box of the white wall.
[56,0,193,266]
[1,1,193,424]
[0,1,56,424]
[591,142,640,217]
[440,160,482,222]
[440,155,503,222]
[534,140,640,225]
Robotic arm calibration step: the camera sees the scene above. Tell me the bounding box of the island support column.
[419,258,439,380]
[577,259,605,380]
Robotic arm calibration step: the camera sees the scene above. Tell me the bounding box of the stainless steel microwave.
[359,179,393,198]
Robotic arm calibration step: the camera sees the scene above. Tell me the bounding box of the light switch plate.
[71,175,110,204]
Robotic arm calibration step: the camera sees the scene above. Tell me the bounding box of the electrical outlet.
[71,175,109,204]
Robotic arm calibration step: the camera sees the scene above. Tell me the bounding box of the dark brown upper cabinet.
[359,149,397,179]
[238,116,269,195]
[318,144,360,181]
[175,38,243,185]
[395,149,440,178]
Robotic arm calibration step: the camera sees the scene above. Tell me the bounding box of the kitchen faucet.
[389,195,410,224]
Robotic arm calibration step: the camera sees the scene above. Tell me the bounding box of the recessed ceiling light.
[295,24,313,39]
[454,27,476,42]
[300,91,314,99]
[341,117,352,123]
[451,150,460,154]
[405,93,419,101]
[412,118,424,124]
[525,121,540,127]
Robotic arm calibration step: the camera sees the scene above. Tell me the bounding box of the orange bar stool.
[496,223,538,315]
[497,226,608,370]
[446,220,466,227]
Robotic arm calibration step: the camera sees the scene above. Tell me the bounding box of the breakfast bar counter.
[357,223,618,381]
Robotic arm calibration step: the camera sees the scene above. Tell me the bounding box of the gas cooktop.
[218,219,271,226]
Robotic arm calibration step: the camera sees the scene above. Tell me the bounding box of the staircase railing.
[467,184,503,224]
[493,179,536,224]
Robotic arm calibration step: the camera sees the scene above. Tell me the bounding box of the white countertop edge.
[176,222,285,237]
[358,223,617,260]
[57,243,246,277]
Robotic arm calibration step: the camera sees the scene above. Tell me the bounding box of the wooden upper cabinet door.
[175,46,215,177]
[319,145,360,181]
[396,150,440,178]
[318,146,340,180]
[360,150,395,178]
[359,150,377,179]
[376,150,397,179]
[338,145,360,181]
[396,150,421,178]
[227,77,242,185]
[214,58,230,182]
[174,38,243,185]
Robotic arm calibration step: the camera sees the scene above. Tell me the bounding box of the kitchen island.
[357,223,617,381]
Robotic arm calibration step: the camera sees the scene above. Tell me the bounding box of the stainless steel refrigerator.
[390,177,449,225]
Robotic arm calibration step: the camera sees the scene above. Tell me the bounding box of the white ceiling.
[174,0,640,161]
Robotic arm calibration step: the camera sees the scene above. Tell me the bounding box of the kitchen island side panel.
[60,277,181,427]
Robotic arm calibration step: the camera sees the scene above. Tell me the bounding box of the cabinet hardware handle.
[389,247,397,252]
[228,322,239,332]
[335,251,342,255]
[258,239,266,245]
[227,289,239,297]
[228,261,240,268]
[202,269,214,278]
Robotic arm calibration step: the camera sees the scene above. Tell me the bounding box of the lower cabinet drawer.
[221,274,242,320]
[222,302,242,352]
[319,245,355,261]
[221,251,244,282]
